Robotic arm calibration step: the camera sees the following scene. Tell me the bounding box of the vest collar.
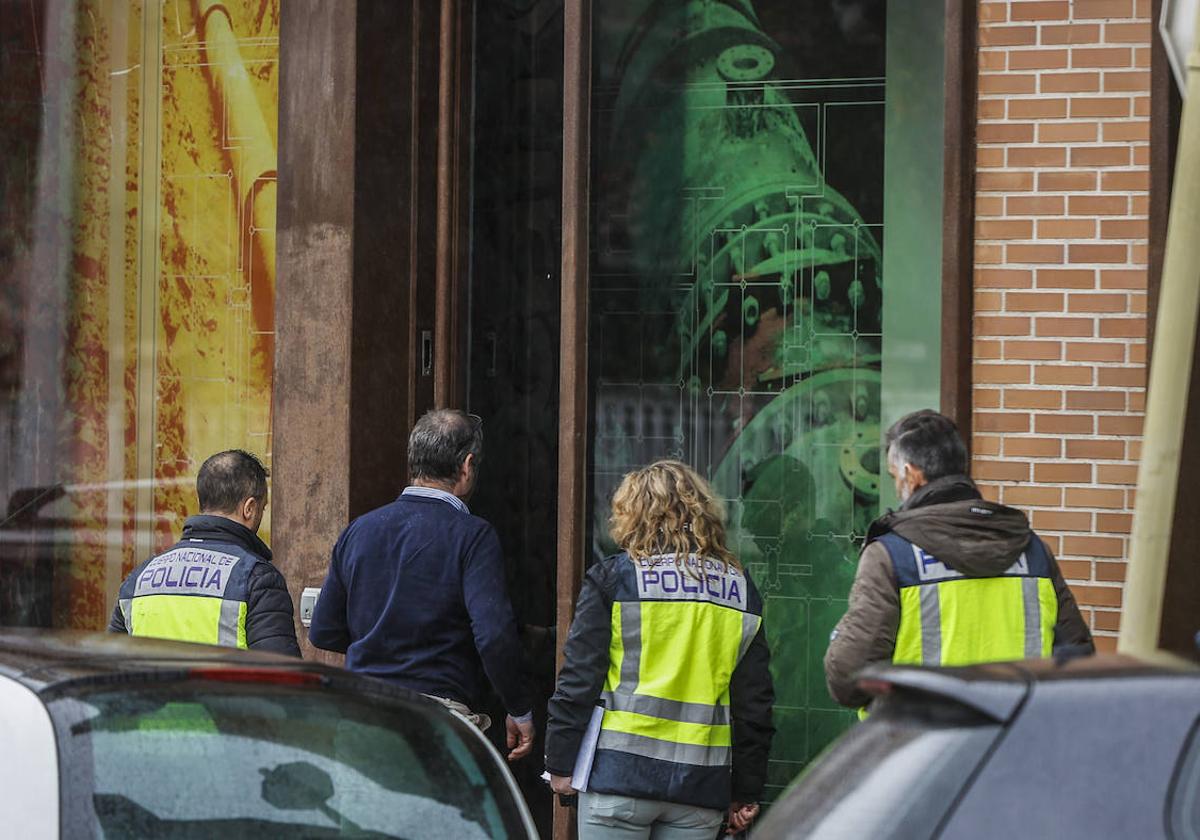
[181,514,272,562]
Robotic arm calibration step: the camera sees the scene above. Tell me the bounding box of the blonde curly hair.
[609,460,741,574]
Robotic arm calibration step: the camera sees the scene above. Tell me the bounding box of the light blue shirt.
[401,485,470,515]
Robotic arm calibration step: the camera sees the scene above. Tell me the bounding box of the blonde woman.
[545,460,775,839]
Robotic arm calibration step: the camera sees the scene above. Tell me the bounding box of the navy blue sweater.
[309,494,530,716]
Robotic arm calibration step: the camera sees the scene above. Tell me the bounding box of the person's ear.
[241,496,257,522]
[461,453,475,481]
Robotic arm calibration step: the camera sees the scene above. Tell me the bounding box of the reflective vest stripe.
[738,611,761,661]
[600,689,732,725]
[919,585,941,663]
[594,728,731,767]
[1021,577,1041,659]
[119,598,133,632]
[217,598,245,648]
[602,709,731,747]
[617,601,641,691]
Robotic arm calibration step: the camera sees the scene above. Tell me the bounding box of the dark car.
[756,653,1200,839]
[0,630,537,839]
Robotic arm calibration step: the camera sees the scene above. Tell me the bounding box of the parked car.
[0,630,538,839]
[756,653,1200,839]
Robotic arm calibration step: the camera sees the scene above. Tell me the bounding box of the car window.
[47,678,526,839]
[758,696,1001,839]
[1169,717,1200,839]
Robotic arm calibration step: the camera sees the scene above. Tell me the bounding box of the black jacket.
[108,515,301,657]
[545,553,775,807]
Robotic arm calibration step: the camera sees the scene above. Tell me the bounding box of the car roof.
[0,629,389,695]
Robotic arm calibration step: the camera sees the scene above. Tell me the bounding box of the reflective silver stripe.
[119,599,133,634]
[599,690,731,726]
[617,602,642,692]
[217,599,242,648]
[596,729,731,767]
[919,586,942,664]
[1022,577,1043,658]
[737,612,760,662]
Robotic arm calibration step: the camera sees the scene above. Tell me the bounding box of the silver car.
[0,630,537,839]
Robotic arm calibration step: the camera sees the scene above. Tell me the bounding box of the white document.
[571,705,606,792]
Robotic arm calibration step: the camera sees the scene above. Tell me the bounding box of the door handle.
[421,330,433,376]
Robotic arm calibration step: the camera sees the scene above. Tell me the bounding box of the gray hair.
[885,410,967,482]
[408,409,483,482]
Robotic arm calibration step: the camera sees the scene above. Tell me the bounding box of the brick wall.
[973,0,1152,651]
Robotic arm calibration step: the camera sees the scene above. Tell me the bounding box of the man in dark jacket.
[308,409,535,761]
[108,450,300,657]
[825,410,1094,708]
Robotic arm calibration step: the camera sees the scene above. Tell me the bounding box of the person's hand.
[506,714,535,761]
[549,773,574,795]
[726,802,759,835]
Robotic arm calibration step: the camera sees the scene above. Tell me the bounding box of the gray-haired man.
[824,409,1093,709]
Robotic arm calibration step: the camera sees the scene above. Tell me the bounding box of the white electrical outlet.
[300,587,321,628]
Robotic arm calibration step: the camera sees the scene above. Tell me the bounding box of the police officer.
[546,460,774,839]
[825,410,1093,710]
[108,450,300,656]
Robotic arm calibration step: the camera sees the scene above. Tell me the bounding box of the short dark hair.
[885,410,968,482]
[408,409,483,483]
[196,450,269,513]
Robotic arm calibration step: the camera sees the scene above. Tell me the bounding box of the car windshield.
[47,677,525,839]
[761,696,1002,839]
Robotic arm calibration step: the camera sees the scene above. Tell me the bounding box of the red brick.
[980,51,1008,72]
[1032,510,1092,531]
[1129,391,1146,412]
[1094,636,1119,653]
[1034,365,1094,385]
[1007,195,1066,216]
[978,315,1032,336]
[980,74,1038,94]
[976,412,1032,433]
[1038,122,1098,143]
[1070,145,1131,166]
[1103,21,1151,42]
[1007,437,1063,457]
[1103,70,1152,92]
[979,99,1006,120]
[1004,339,1062,360]
[1063,536,1125,557]
[1097,415,1142,435]
[1066,389,1126,410]
[1036,413,1095,434]
[1102,121,1150,142]
[1004,485,1063,506]
[1009,146,1068,167]
[1134,95,1150,117]
[1131,194,1149,215]
[977,147,1006,168]
[977,268,1033,288]
[1068,293,1127,313]
[1097,366,1145,387]
[1072,0,1134,18]
[975,339,1004,360]
[1071,47,1133,68]
[1101,170,1149,191]
[1038,171,1098,192]
[1065,487,1125,509]
[1093,609,1122,631]
[1038,219,1098,239]
[1099,269,1146,290]
[973,364,1032,384]
[1098,463,1140,484]
[976,219,1035,240]
[1010,1,1071,20]
[1034,462,1093,483]
[1060,560,1094,581]
[1070,97,1132,118]
[975,389,1002,409]
[1099,318,1145,338]
[1096,512,1134,533]
[1133,146,1150,166]
[974,435,1003,456]
[1074,584,1124,607]
[1134,45,1151,67]
[1009,97,1068,118]
[1037,270,1095,291]
[1005,388,1063,409]
[1069,243,1128,263]
[1007,292,1064,312]
[980,25,1039,47]
[1041,72,1102,93]
[1009,243,1065,263]
[1036,317,1094,337]
[978,170,1035,192]
[977,122,1037,143]
[1040,23,1103,44]
[1065,342,1125,362]
[976,290,1004,311]
[1068,195,1129,216]
[1096,562,1127,581]
[976,195,1005,217]
[1129,343,1147,363]
[1066,439,1126,459]
[974,459,1031,481]
[1101,219,1148,239]
[1010,48,1070,70]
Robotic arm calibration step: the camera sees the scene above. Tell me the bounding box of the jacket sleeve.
[245,563,302,657]
[308,532,352,654]
[544,562,613,777]
[730,613,774,804]
[824,540,900,708]
[1044,540,1095,654]
[462,525,532,717]
[107,600,127,634]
